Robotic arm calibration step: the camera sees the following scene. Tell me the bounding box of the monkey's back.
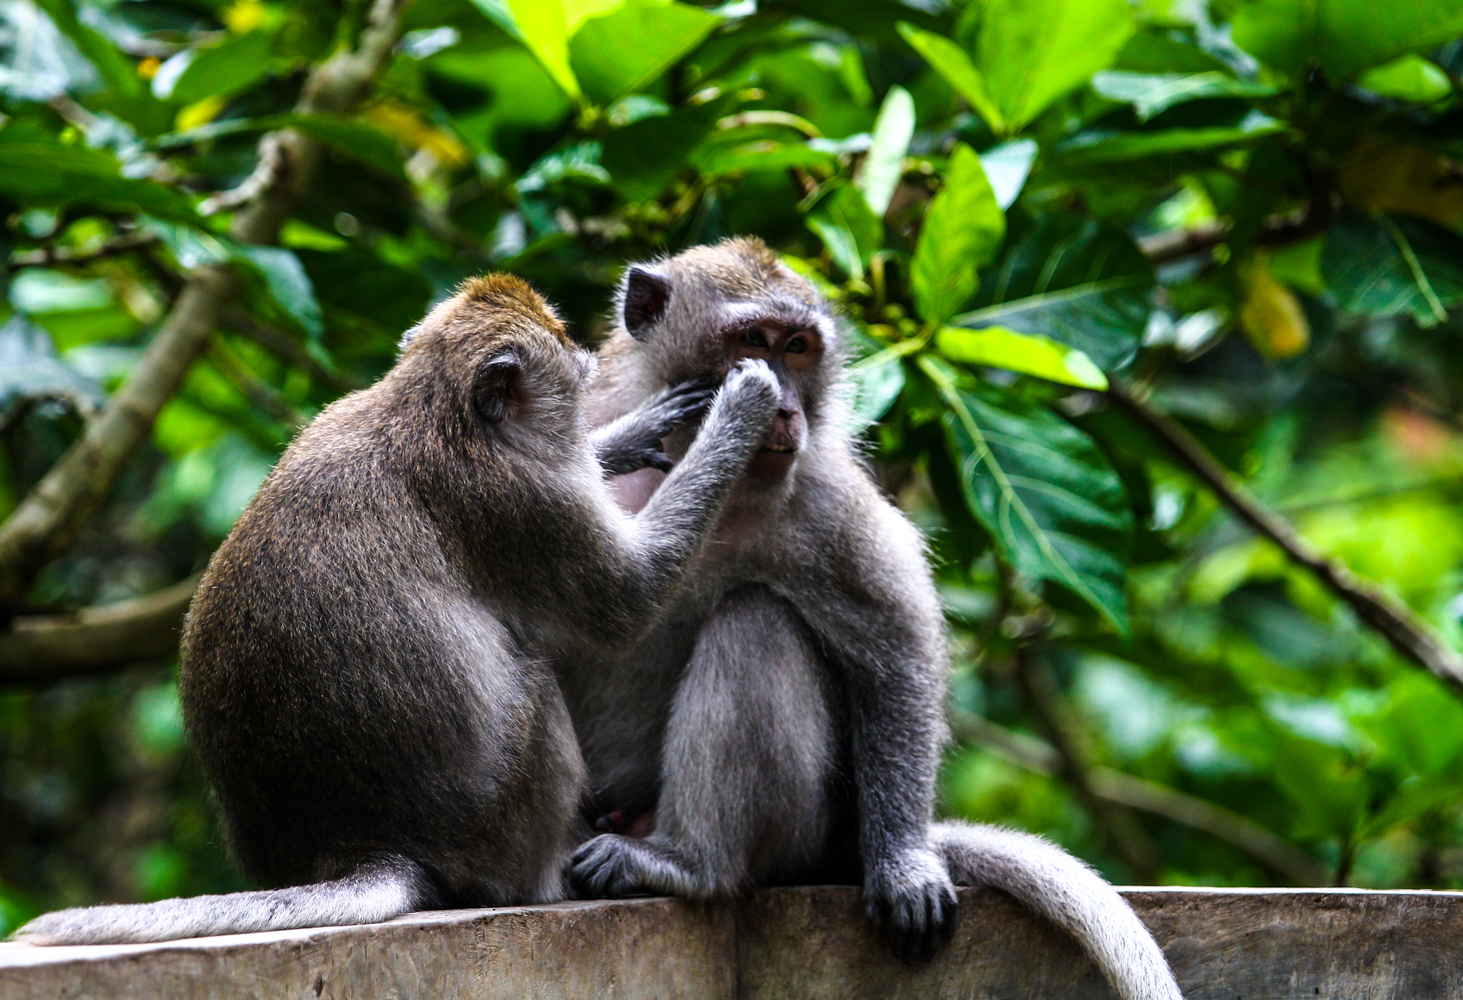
[179,394,580,903]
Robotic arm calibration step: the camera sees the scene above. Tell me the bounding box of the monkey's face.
[723,318,819,480]
[616,238,840,484]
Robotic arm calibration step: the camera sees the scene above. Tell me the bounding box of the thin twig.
[948,708,1327,886]
[1012,646,1163,883]
[0,576,198,684]
[0,0,414,609]
[7,232,160,272]
[1108,378,1463,695]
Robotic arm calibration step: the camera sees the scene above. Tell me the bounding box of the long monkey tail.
[932,821,1184,1000]
[10,854,436,946]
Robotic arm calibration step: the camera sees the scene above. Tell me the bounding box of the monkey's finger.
[938,884,958,942]
[647,451,675,473]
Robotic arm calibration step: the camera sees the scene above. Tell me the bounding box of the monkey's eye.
[785,335,808,354]
[741,328,770,349]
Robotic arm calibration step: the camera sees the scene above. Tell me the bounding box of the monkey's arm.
[793,479,956,962]
[576,362,776,648]
[591,376,716,476]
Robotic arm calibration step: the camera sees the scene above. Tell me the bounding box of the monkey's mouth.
[760,443,797,454]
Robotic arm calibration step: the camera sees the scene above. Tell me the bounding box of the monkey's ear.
[623,266,671,341]
[473,350,522,423]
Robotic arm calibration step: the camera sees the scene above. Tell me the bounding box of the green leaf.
[145,219,323,338]
[981,139,1037,210]
[857,85,914,217]
[606,94,733,201]
[153,114,405,179]
[1055,114,1286,163]
[936,325,1108,389]
[920,355,1132,631]
[1091,71,1281,121]
[234,246,323,339]
[806,184,882,279]
[570,1,721,105]
[0,136,198,223]
[975,0,1134,130]
[1322,213,1463,328]
[169,32,275,105]
[691,137,838,178]
[1356,54,1453,103]
[33,0,140,98]
[954,213,1153,371]
[1232,0,1463,80]
[910,144,1004,324]
[845,351,907,434]
[507,0,582,100]
[897,23,1005,133]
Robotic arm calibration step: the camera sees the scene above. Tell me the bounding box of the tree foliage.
[6,0,1463,925]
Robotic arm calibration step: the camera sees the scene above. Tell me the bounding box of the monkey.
[12,273,780,946]
[559,239,1183,1000]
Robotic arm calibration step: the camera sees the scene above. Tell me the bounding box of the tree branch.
[948,708,1328,886]
[1107,378,1463,695]
[0,576,198,684]
[0,0,413,609]
[1012,647,1163,883]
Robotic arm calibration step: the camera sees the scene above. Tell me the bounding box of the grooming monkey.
[564,240,1183,1000]
[14,275,779,946]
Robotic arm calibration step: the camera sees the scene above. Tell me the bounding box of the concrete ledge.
[3,886,1461,998]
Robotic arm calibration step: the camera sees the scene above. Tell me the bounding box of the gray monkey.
[563,239,1183,1000]
[13,274,779,946]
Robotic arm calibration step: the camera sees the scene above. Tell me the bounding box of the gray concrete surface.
[2,885,1460,998]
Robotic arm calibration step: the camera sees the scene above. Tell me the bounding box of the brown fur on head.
[394,274,596,440]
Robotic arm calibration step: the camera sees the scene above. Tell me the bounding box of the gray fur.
[13,275,779,947]
[938,822,1182,1000]
[564,239,1183,998]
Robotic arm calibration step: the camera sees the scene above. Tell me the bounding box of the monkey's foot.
[570,834,695,898]
[865,845,959,965]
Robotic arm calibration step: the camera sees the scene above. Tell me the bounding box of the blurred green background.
[6,0,1463,932]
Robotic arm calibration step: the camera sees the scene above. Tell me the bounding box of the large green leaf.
[1322,213,1463,328]
[606,94,733,201]
[954,213,1153,370]
[857,85,914,216]
[570,1,721,105]
[169,31,275,105]
[1232,0,1463,79]
[896,23,1005,133]
[1091,71,1281,121]
[845,350,907,434]
[153,114,406,179]
[920,355,1132,631]
[0,133,198,222]
[936,326,1107,389]
[234,246,324,339]
[976,0,1134,130]
[806,184,882,279]
[507,0,582,100]
[910,144,1004,325]
[33,0,140,98]
[1055,115,1285,163]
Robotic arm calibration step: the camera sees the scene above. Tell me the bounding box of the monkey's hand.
[865,845,958,964]
[570,833,698,898]
[591,376,718,476]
